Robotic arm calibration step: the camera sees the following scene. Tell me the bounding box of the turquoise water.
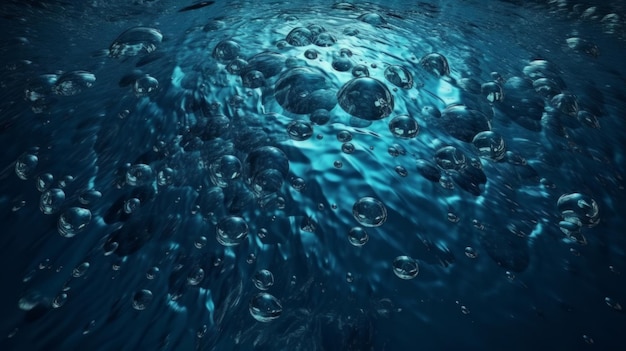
[1,1,625,350]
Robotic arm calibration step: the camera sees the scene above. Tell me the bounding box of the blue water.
[1,0,625,350]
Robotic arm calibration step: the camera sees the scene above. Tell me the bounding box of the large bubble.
[109,27,163,58]
[337,77,394,120]
[352,197,388,227]
[437,105,491,142]
[275,67,336,114]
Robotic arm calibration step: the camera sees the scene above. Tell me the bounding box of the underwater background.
[1,0,625,350]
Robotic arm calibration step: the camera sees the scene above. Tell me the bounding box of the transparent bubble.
[314,32,336,47]
[286,120,314,141]
[481,82,503,102]
[210,155,242,187]
[126,164,154,186]
[212,40,241,62]
[333,160,343,169]
[253,269,275,290]
[348,227,369,246]
[51,70,96,96]
[346,272,354,283]
[336,130,353,142]
[464,247,478,259]
[434,146,467,171]
[58,207,92,238]
[557,193,600,228]
[286,27,312,46]
[275,67,336,114]
[146,266,160,280]
[419,53,450,77]
[353,197,387,227]
[384,65,413,89]
[304,49,318,60]
[393,256,419,279]
[249,292,283,322]
[225,58,248,75]
[337,77,394,120]
[422,105,441,119]
[388,114,419,139]
[157,167,175,187]
[533,78,561,98]
[187,267,205,285]
[133,75,159,97]
[15,153,38,180]
[395,166,408,177]
[309,109,330,125]
[358,12,387,26]
[332,56,352,72]
[123,198,140,214]
[216,216,249,246]
[40,188,65,215]
[35,173,53,192]
[109,27,162,58]
[72,262,90,278]
[242,70,266,89]
[472,131,506,161]
[252,169,285,196]
[341,142,355,154]
[52,293,68,308]
[605,297,622,311]
[78,189,102,205]
[132,289,153,311]
[551,93,579,116]
[290,177,306,192]
[352,64,370,78]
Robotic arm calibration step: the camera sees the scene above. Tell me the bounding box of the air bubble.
[388,114,419,139]
[216,216,249,246]
[337,77,394,120]
[57,207,92,238]
[384,65,413,89]
[353,197,387,227]
[249,293,283,322]
[132,289,153,310]
[109,27,162,58]
[15,153,38,180]
[253,269,275,290]
[348,227,369,246]
[286,120,314,141]
[393,256,419,279]
[40,188,65,215]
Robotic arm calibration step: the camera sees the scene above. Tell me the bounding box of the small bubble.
[246,253,256,264]
[194,236,208,249]
[52,293,68,308]
[353,197,387,227]
[249,293,283,322]
[464,247,478,259]
[392,256,419,279]
[253,269,274,290]
[346,272,354,283]
[333,160,343,169]
[341,142,355,154]
[187,267,205,285]
[337,130,353,142]
[395,166,408,177]
[72,262,90,278]
[146,266,160,280]
[132,289,153,310]
[460,305,470,315]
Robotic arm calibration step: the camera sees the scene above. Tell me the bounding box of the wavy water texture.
[1,0,625,350]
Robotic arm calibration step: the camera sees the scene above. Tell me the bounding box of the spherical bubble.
[216,216,249,246]
[36,173,54,192]
[209,155,242,187]
[353,197,387,227]
[57,207,92,238]
[212,39,241,62]
[551,93,579,117]
[286,120,314,141]
[245,146,289,187]
[304,49,318,60]
[472,131,506,161]
[532,78,561,98]
[341,142,355,154]
[126,164,154,186]
[15,153,38,180]
[242,70,265,88]
[481,82,503,102]
[40,188,65,215]
[337,77,394,121]
[388,114,419,139]
[336,130,353,142]
[384,65,413,89]
[253,269,275,290]
[286,27,312,46]
[252,169,285,195]
[133,75,159,97]
[123,198,140,214]
[557,193,600,228]
[313,32,336,47]
[157,167,175,186]
[332,57,352,72]
[187,267,205,285]
[358,12,387,26]
[348,227,369,246]
[438,105,491,142]
[309,109,330,125]
[72,262,90,278]
[249,292,283,322]
[419,53,450,77]
[226,58,248,75]
[393,256,419,279]
[290,177,306,191]
[275,67,336,114]
[464,247,478,259]
[53,71,96,96]
[109,27,163,58]
[435,146,467,171]
[131,289,153,310]
[244,52,286,78]
[352,64,369,77]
